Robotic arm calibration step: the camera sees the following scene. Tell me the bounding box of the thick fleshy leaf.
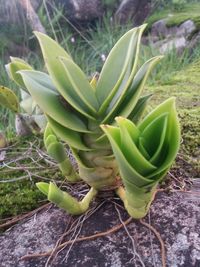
[0,86,19,113]
[140,113,168,158]
[47,115,91,151]
[144,99,180,178]
[34,32,96,119]
[60,57,99,111]
[6,58,32,89]
[115,117,157,176]
[129,94,152,124]
[102,56,163,124]
[97,25,146,114]
[101,125,154,187]
[19,70,90,133]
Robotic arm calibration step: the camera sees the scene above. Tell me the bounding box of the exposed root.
[114,204,145,267]
[139,219,166,267]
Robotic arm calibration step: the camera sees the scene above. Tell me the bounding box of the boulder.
[0,192,200,266]
[154,36,187,54]
[115,0,151,25]
[149,19,198,54]
[48,0,103,23]
[151,19,196,39]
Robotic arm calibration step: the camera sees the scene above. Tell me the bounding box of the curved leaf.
[34,32,96,119]
[19,70,90,133]
[0,86,19,113]
[47,115,91,151]
[97,24,147,114]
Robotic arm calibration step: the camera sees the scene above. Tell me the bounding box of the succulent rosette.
[6,24,180,218]
[101,97,180,218]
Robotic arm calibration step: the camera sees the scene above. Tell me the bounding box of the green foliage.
[0,86,19,113]
[102,98,180,218]
[14,25,180,219]
[0,179,45,219]
[171,0,187,11]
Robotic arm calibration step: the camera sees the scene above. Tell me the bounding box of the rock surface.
[149,19,198,54]
[0,192,200,267]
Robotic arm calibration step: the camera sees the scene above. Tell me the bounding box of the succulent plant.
[15,24,180,218]
[101,97,180,218]
[0,57,47,136]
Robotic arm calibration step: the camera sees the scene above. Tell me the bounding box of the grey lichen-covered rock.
[149,19,198,54]
[151,19,196,39]
[0,192,200,267]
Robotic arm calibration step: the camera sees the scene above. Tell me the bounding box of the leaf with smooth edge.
[115,116,140,143]
[96,29,136,105]
[0,86,19,113]
[34,32,95,119]
[101,25,148,116]
[60,57,99,112]
[140,113,168,157]
[6,60,32,89]
[138,137,150,159]
[140,98,181,178]
[34,31,71,61]
[98,32,137,114]
[139,97,176,131]
[102,56,162,124]
[116,117,157,176]
[19,70,90,133]
[97,25,147,110]
[101,125,154,187]
[36,182,49,195]
[129,94,152,123]
[47,115,91,151]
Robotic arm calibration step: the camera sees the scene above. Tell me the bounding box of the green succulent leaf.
[0,86,20,113]
[6,57,32,89]
[60,57,99,112]
[47,115,91,151]
[34,32,97,119]
[115,117,157,176]
[129,94,153,123]
[19,70,90,133]
[101,124,154,187]
[97,25,147,114]
[139,97,181,178]
[102,56,163,124]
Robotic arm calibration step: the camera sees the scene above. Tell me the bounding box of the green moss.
[0,181,45,218]
[0,135,63,219]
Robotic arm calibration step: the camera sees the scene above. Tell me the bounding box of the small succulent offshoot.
[9,24,180,218]
[0,58,46,135]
